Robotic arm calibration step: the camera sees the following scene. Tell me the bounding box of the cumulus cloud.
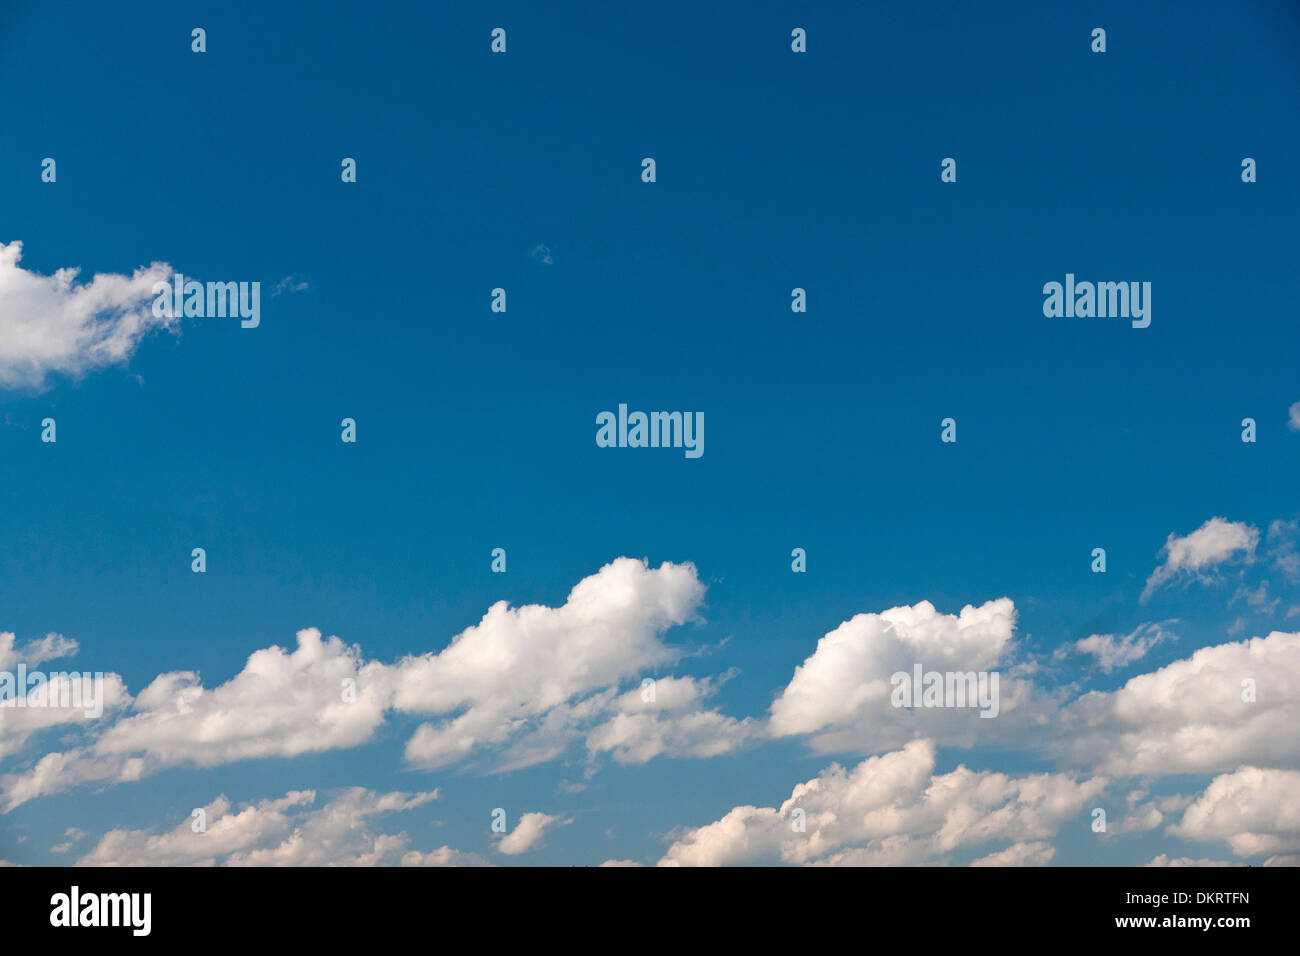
[12,561,1298,867]
[75,787,475,867]
[1141,518,1259,602]
[1057,630,1300,776]
[1108,791,1194,836]
[0,241,175,389]
[1168,766,1300,858]
[101,629,387,765]
[496,812,568,855]
[1,559,719,810]
[1066,623,1174,673]
[658,739,1105,866]
[585,673,759,764]
[0,632,129,763]
[0,628,384,808]
[393,557,705,770]
[768,598,1051,754]
[1289,400,1300,431]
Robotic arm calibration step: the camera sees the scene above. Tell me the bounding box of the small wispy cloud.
[1062,622,1175,673]
[496,812,569,855]
[272,275,309,297]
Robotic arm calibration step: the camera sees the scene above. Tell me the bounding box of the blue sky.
[0,0,1298,866]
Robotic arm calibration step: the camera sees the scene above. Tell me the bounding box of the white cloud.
[1168,766,1300,858]
[100,629,388,766]
[400,846,493,867]
[768,598,1051,754]
[76,787,468,867]
[1,559,713,809]
[1113,803,1166,836]
[970,841,1055,866]
[50,825,87,854]
[1144,854,1241,867]
[658,739,1105,866]
[0,632,79,670]
[1141,518,1259,602]
[585,674,759,764]
[496,812,568,855]
[1057,630,1300,777]
[392,557,705,770]
[0,241,175,389]
[1068,623,1173,673]
[1289,400,1300,431]
[0,633,130,763]
[1231,581,1279,615]
[1,628,385,808]
[1109,791,1194,837]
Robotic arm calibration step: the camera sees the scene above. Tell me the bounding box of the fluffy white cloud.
[0,241,175,389]
[1,559,715,809]
[585,674,759,764]
[75,787,475,867]
[394,557,704,769]
[768,599,1050,754]
[0,632,129,763]
[1,628,384,808]
[1057,630,1300,776]
[658,739,1105,866]
[1289,400,1300,431]
[1066,623,1173,673]
[1168,766,1300,858]
[496,812,568,855]
[1108,790,1194,836]
[102,629,388,765]
[1141,518,1259,602]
